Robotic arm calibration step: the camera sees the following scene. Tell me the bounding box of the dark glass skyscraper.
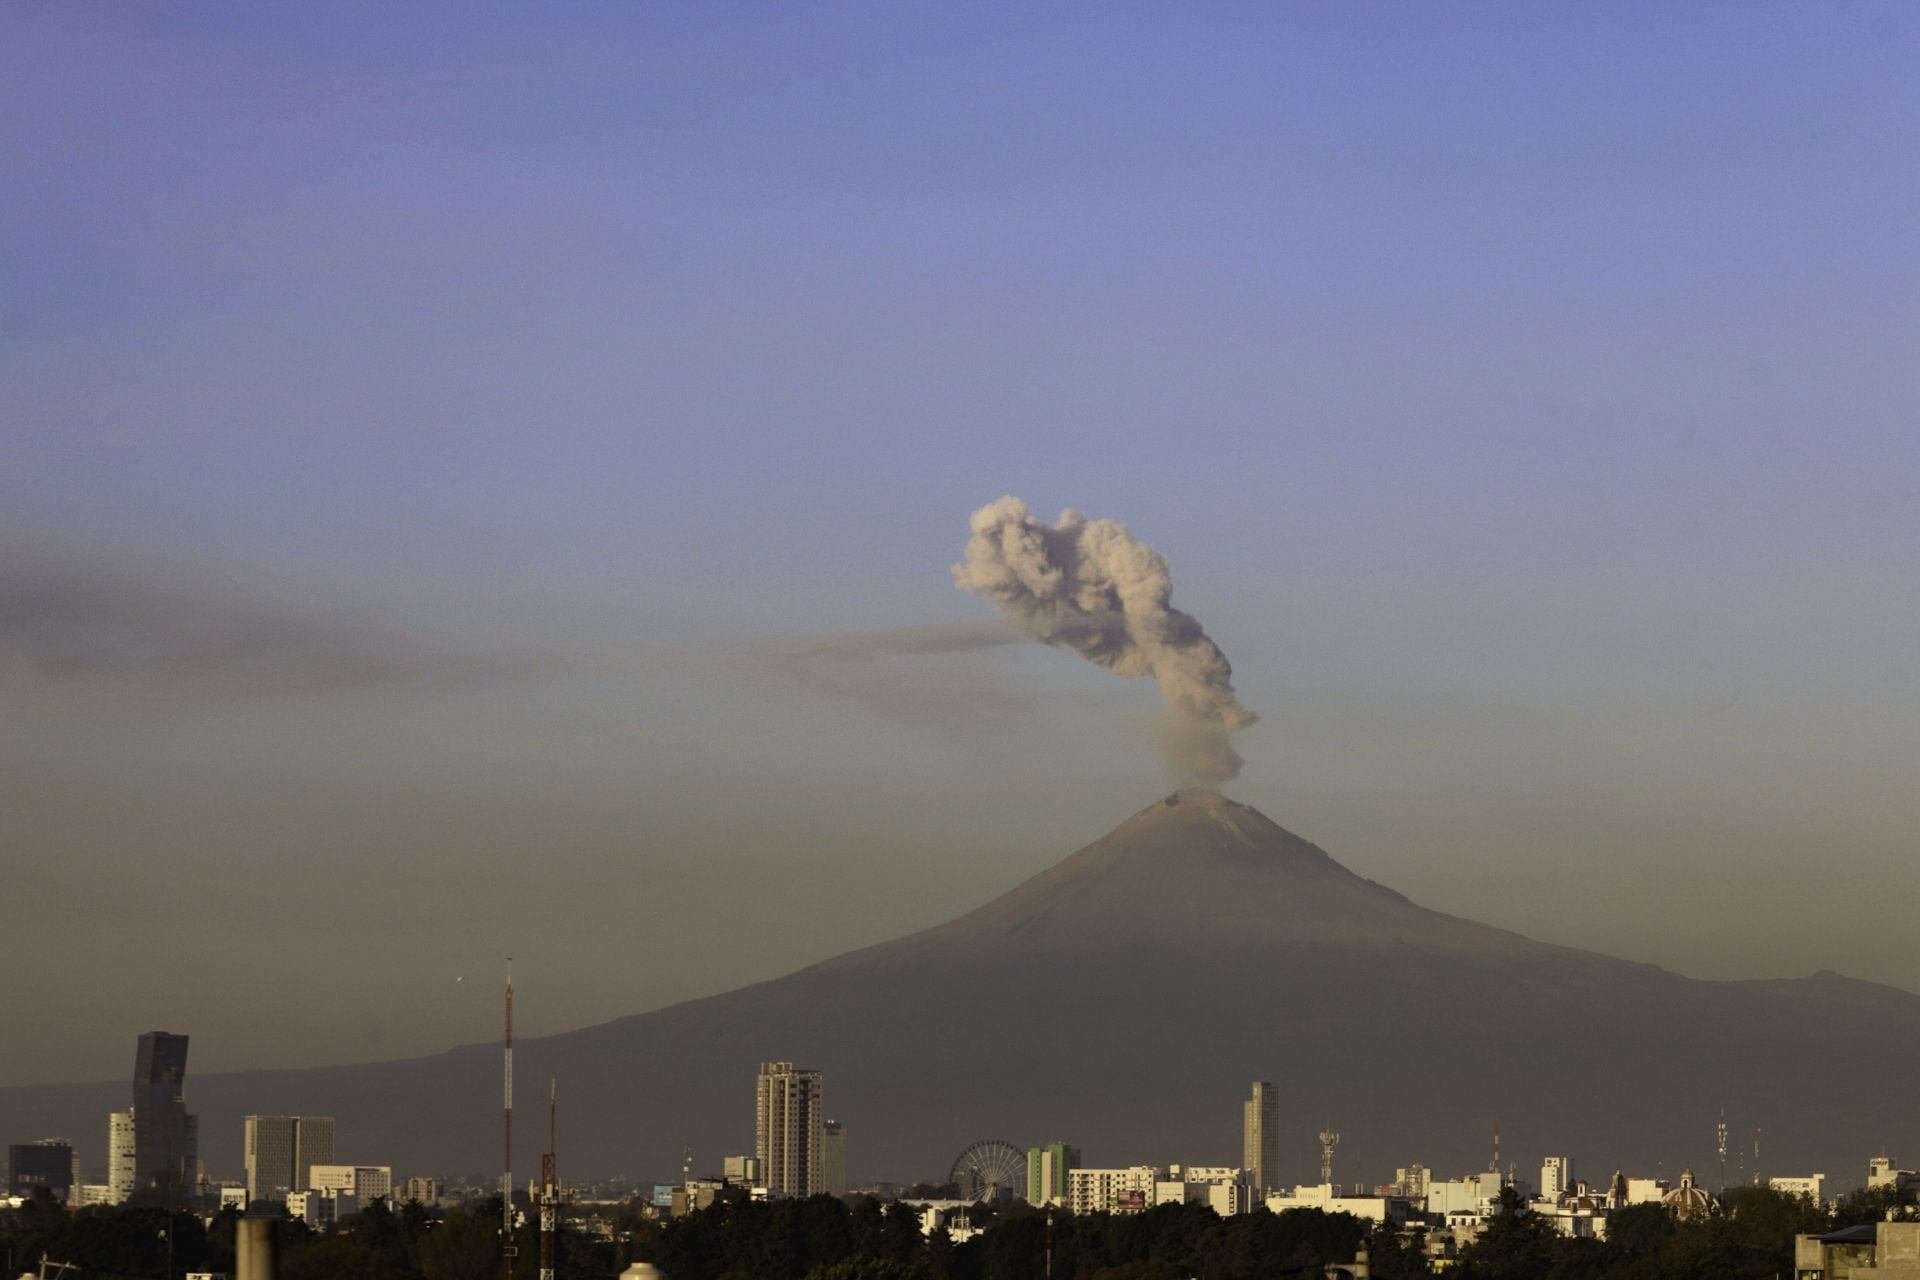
[131,1031,196,1198]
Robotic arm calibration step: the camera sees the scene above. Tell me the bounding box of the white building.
[310,1164,392,1201]
[1265,1183,1408,1223]
[1153,1166,1255,1215]
[903,1199,986,1243]
[1771,1174,1827,1204]
[217,1185,249,1211]
[1625,1177,1667,1206]
[1541,1157,1574,1201]
[1425,1173,1504,1217]
[722,1155,762,1186]
[1395,1166,1431,1199]
[286,1189,358,1229]
[77,1184,118,1207]
[108,1110,136,1204]
[1068,1166,1160,1215]
[1869,1158,1920,1195]
[398,1176,440,1206]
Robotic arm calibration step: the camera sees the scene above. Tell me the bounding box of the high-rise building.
[244,1115,338,1201]
[108,1110,136,1204]
[754,1061,824,1197]
[1541,1156,1574,1200]
[131,1032,196,1199]
[822,1121,847,1197]
[1026,1142,1080,1207]
[1242,1082,1280,1194]
[8,1139,76,1201]
[1394,1165,1430,1200]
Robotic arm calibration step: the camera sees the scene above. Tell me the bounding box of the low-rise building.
[1795,1220,1920,1278]
[1771,1174,1827,1204]
[1265,1183,1409,1224]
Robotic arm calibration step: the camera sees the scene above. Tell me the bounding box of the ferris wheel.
[949,1138,1028,1202]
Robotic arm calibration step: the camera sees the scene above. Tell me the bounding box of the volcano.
[5,790,1916,1188]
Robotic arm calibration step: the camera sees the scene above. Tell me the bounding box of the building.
[1026,1143,1080,1207]
[1541,1157,1574,1201]
[311,1165,392,1201]
[244,1115,337,1201]
[1155,1166,1256,1215]
[286,1188,358,1229]
[1795,1220,1920,1278]
[1394,1165,1430,1200]
[131,1032,197,1199]
[8,1139,76,1202]
[754,1062,824,1197]
[1870,1158,1920,1196]
[1067,1166,1159,1215]
[1243,1082,1281,1194]
[76,1184,118,1207]
[1425,1173,1505,1217]
[822,1120,847,1197]
[1771,1174,1827,1204]
[722,1155,762,1186]
[1264,1183,1409,1224]
[108,1109,136,1204]
[1662,1170,1714,1222]
[398,1176,440,1207]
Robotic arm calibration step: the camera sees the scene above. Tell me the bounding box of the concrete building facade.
[245,1115,337,1201]
[1242,1082,1281,1194]
[754,1062,824,1197]
[822,1121,847,1197]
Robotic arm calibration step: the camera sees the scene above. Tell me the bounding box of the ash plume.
[953,496,1257,781]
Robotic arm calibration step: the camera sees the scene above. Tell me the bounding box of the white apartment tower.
[1242,1082,1281,1194]
[755,1062,824,1197]
[107,1110,136,1204]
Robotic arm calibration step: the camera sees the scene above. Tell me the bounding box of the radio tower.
[1717,1109,1729,1191]
[538,1079,557,1280]
[1318,1126,1340,1188]
[503,960,516,1280]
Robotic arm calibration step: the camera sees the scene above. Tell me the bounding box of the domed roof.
[1663,1169,1715,1222]
[620,1265,665,1280]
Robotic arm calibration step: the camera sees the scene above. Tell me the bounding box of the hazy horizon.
[5,2,1918,1089]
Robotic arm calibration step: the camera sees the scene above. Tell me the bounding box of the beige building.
[311,1164,392,1200]
[1242,1082,1280,1194]
[755,1062,824,1197]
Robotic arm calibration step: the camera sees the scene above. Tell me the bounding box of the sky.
[3,2,1917,1087]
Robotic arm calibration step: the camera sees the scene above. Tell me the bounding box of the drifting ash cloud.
[954,496,1258,782]
[0,535,522,694]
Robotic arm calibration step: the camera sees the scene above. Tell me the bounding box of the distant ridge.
[3,790,1915,1188]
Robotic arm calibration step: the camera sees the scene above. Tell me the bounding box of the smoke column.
[954,496,1257,782]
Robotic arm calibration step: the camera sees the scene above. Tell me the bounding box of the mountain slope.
[5,790,1915,1190]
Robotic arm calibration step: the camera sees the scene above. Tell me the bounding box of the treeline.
[1,1181,1911,1280]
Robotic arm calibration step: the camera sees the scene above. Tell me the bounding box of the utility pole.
[504,960,516,1280]
[538,1079,557,1280]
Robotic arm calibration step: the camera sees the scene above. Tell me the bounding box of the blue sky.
[3,3,1917,1083]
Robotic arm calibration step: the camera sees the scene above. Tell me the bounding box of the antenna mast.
[1318,1126,1340,1188]
[504,960,515,1280]
[1717,1109,1728,1192]
[539,1078,557,1280]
